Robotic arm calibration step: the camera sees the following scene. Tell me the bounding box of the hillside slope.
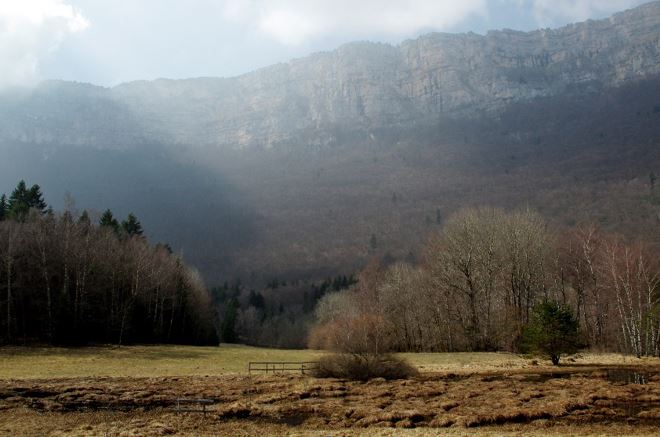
[1,2,659,284]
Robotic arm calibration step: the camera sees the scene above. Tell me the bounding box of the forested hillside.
[0,3,658,286]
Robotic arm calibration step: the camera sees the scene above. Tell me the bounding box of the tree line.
[310,208,660,358]
[0,180,217,345]
[213,274,357,348]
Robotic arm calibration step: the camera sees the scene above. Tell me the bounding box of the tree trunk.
[6,260,12,341]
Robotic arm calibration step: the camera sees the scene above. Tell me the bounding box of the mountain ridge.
[1,1,659,150]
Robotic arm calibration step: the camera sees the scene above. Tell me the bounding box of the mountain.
[1,2,660,284]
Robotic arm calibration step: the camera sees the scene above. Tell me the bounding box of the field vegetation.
[0,345,659,435]
[0,344,322,379]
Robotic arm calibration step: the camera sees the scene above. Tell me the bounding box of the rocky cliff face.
[1,1,660,149]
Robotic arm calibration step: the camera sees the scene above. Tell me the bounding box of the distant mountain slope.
[1,2,659,284]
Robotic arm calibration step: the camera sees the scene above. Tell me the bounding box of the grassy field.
[0,343,538,379]
[1,345,659,436]
[0,344,325,379]
[0,343,654,379]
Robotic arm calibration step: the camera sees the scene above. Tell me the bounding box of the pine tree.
[122,213,144,237]
[248,290,265,309]
[78,210,91,226]
[7,180,47,221]
[99,209,120,233]
[369,234,378,252]
[303,291,315,313]
[7,180,28,219]
[220,298,239,343]
[522,300,583,365]
[28,184,47,213]
[0,194,6,221]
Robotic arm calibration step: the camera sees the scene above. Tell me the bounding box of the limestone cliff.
[1,1,659,149]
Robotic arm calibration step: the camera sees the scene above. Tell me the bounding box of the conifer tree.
[303,290,315,313]
[7,180,28,218]
[248,290,265,309]
[28,184,47,212]
[7,180,47,221]
[121,213,143,237]
[0,194,6,221]
[522,301,583,365]
[99,209,120,233]
[220,298,239,343]
[78,210,91,226]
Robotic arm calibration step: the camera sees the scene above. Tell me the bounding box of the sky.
[0,0,653,88]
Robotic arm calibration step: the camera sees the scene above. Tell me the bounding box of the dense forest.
[309,208,660,358]
[2,179,658,357]
[213,275,356,348]
[0,180,217,345]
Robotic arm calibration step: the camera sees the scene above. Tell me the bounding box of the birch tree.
[603,240,660,357]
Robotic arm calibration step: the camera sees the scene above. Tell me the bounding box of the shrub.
[312,352,417,381]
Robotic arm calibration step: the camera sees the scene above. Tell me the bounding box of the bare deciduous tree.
[603,240,660,357]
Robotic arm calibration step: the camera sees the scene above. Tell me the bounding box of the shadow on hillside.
[0,142,261,286]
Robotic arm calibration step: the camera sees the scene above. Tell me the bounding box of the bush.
[312,352,418,381]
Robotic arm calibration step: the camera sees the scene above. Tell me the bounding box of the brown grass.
[1,364,659,435]
[1,346,659,435]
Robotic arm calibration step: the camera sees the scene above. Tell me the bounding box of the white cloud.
[528,0,643,27]
[223,0,487,45]
[0,0,89,88]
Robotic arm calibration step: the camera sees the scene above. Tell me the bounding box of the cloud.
[528,0,644,27]
[0,0,89,88]
[223,0,487,45]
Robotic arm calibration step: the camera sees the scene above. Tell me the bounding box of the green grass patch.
[0,344,324,379]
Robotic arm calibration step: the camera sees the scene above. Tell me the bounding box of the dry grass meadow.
[1,344,659,436]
